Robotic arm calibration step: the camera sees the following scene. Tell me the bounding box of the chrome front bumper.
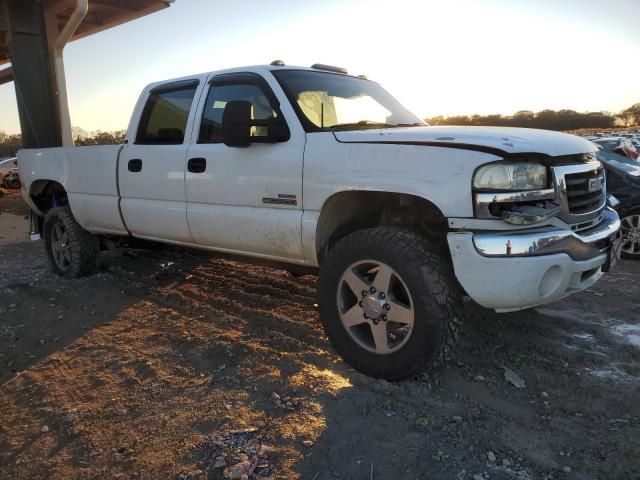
[447,208,620,311]
[472,207,620,261]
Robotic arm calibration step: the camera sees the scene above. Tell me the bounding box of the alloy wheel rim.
[51,222,71,271]
[621,214,640,255]
[336,260,414,355]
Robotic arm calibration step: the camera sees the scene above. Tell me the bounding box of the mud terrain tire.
[318,227,463,380]
[44,206,99,278]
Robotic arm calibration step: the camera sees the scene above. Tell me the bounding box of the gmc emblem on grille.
[588,176,604,193]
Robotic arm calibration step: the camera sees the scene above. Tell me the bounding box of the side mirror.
[222,100,252,147]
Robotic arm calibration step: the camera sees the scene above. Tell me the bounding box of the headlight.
[473,163,547,191]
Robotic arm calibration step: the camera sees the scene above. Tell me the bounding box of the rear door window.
[136,83,198,144]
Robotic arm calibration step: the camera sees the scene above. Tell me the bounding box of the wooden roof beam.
[91,0,141,12]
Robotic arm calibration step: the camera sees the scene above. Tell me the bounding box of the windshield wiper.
[328,120,396,131]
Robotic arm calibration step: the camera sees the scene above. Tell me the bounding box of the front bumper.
[447,208,620,311]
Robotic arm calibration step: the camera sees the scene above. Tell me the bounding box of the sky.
[0,0,639,134]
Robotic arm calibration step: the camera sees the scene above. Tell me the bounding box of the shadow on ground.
[1,242,639,479]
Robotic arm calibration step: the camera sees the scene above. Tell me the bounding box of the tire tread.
[318,227,463,380]
[44,206,98,278]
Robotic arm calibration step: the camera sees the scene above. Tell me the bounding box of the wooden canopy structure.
[1,0,173,71]
[0,0,174,147]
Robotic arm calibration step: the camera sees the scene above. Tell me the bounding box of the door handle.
[128,158,142,172]
[188,157,207,173]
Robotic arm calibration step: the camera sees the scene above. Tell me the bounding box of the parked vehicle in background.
[595,148,640,259]
[0,157,19,188]
[593,137,639,160]
[3,169,21,189]
[17,62,622,380]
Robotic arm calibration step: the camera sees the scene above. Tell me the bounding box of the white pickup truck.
[19,62,621,380]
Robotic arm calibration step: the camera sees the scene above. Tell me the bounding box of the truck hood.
[333,126,597,157]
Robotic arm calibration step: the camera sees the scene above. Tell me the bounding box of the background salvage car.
[593,137,639,160]
[0,157,19,189]
[595,148,640,259]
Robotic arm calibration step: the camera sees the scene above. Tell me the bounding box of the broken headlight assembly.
[473,162,560,225]
[473,163,547,191]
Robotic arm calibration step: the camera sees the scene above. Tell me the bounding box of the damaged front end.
[473,154,608,232]
[447,153,621,311]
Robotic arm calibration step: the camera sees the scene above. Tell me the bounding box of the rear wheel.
[317,227,463,380]
[620,212,640,259]
[44,206,99,278]
[3,176,20,189]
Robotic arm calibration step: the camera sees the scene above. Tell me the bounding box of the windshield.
[272,70,424,132]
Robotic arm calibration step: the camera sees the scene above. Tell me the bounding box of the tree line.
[1,104,638,156]
[0,130,126,157]
[74,130,126,146]
[427,103,640,130]
[0,132,22,158]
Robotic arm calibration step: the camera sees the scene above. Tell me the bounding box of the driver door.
[185,73,305,261]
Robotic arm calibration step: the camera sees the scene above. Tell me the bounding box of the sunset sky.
[0,0,638,134]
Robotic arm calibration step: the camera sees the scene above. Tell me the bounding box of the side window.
[199,83,279,143]
[136,84,198,144]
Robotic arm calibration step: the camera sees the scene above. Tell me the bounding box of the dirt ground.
[0,188,30,246]
[1,193,639,480]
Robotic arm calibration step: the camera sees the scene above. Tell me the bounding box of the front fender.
[303,133,502,218]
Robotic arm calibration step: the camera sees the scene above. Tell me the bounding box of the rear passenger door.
[119,79,201,243]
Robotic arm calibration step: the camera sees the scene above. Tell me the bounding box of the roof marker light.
[311,63,348,74]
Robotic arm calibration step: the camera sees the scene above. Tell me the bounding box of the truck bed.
[18,145,128,235]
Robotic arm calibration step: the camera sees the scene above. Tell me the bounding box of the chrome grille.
[552,161,606,226]
[565,168,605,214]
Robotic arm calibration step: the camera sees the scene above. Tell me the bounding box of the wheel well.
[29,180,68,215]
[315,191,448,264]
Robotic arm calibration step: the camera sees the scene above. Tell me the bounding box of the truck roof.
[144,63,367,91]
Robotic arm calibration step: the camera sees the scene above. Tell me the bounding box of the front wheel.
[620,212,640,259]
[317,227,463,380]
[44,206,99,278]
